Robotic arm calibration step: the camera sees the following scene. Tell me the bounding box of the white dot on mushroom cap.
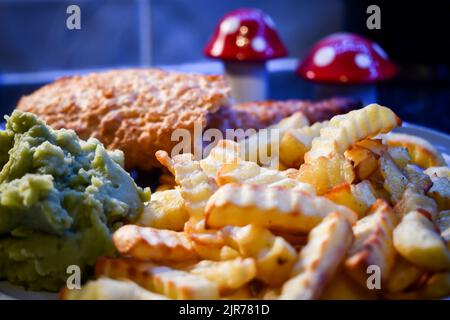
[373,43,388,59]
[355,53,372,68]
[251,37,267,52]
[211,41,223,56]
[264,15,276,29]
[313,46,335,67]
[220,17,240,34]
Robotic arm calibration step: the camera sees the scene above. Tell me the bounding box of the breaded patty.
[17,69,231,170]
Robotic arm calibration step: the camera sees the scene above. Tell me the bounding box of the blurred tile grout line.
[138,0,152,66]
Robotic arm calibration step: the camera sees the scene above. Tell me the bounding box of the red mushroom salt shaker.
[296,32,397,105]
[204,8,287,102]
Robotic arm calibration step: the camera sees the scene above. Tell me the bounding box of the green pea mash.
[0,111,150,291]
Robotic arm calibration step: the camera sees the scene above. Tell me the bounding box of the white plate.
[1,122,449,300]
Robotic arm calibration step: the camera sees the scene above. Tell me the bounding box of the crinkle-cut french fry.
[200,139,241,179]
[344,145,379,180]
[216,159,315,194]
[156,151,217,219]
[262,288,281,300]
[394,186,438,220]
[271,230,308,249]
[240,112,309,167]
[385,256,425,293]
[279,212,353,300]
[136,189,189,231]
[305,104,400,162]
[95,257,219,300]
[320,274,378,300]
[344,200,397,285]
[387,146,411,169]
[437,210,450,245]
[186,258,257,291]
[393,210,450,271]
[297,153,355,195]
[425,166,450,180]
[356,138,387,157]
[324,181,376,219]
[383,133,446,169]
[279,120,329,168]
[201,139,316,194]
[222,285,254,300]
[379,152,409,203]
[223,225,297,286]
[191,243,240,261]
[404,164,433,192]
[428,177,450,211]
[113,225,199,262]
[205,184,357,233]
[385,272,450,300]
[60,277,169,300]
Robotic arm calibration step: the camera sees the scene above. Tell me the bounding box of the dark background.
[0,0,449,133]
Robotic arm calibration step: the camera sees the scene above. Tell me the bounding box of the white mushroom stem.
[224,61,268,102]
[314,84,377,106]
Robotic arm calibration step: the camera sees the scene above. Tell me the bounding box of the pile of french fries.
[62,104,450,300]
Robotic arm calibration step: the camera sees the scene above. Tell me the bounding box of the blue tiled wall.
[0,0,343,71]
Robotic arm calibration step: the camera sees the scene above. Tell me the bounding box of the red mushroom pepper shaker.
[296,32,397,84]
[204,8,287,102]
[296,32,397,105]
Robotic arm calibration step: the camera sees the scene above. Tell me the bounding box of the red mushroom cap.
[296,33,397,84]
[204,8,287,62]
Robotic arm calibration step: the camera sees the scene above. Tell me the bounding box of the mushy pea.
[0,111,150,291]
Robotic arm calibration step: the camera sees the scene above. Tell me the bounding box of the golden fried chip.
[157,151,217,220]
[280,212,353,299]
[137,189,189,231]
[428,177,450,211]
[217,157,315,194]
[60,277,169,300]
[320,274,377,300]
[324,181,376,218]
[305,104,400,162]
[240,112,309,167]
[201,140,315,194]
[356,138,387,157]
[424,166,450,180]
[344,145,379,180]
[222,285,254,300]
[298,153,355,195]
[113,225,199,262]
[379,152,409,203]
[279,120,329,168]
[186,258,257,292]
[383,133,446,169]
[385,256,425,293]
[394,186,438,220]
[393,211,450,271]
[95,257,219,299]
[200,139,241,179]
[205,184,357,233]
[223,225,297,286]
[403,164,433,192]
[344,200,397,285]
[387,146,411,169]
[385,272,450,300]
